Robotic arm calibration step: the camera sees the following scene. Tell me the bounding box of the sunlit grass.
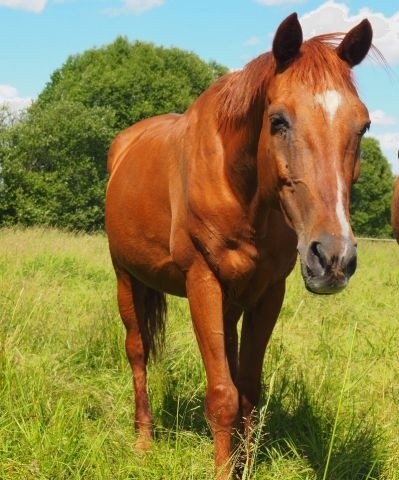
[0,227,398,479]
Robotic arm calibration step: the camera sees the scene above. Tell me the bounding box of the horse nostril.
[310,241,327,270]
[346,252,357,277]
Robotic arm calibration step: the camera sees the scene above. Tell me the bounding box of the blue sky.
[1,0,398,171]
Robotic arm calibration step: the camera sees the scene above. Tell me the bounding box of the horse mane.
[216,33,383,128]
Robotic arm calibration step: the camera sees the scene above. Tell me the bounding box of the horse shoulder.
[177,111,257,284]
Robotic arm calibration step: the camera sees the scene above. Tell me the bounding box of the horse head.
[263,13,372,294]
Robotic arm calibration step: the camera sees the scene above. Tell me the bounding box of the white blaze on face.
[315,89,350,242]
[336,173,351,241]
[315,90,342,123]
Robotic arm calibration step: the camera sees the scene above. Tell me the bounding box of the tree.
[0,39,227,230]
[36,37,228,132]
[350,137,394,238]
[0,104,18,131]
[0,101,116,230]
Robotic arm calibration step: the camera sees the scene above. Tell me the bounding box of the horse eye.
[270,115,289,136]
[359,122,371,137]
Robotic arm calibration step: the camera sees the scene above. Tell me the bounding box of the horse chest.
[216,214,298,305]
[199,233,295,299]
[215,241,259,285]
[185,203,297,298]
[241,248,297,305]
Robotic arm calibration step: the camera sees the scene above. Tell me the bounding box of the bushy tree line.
[350,137,395,238]
[0,101,114,230]
[0,37,395,236]
[0,38,227,230]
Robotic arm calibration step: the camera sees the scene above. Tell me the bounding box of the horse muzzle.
[299,233,357,295]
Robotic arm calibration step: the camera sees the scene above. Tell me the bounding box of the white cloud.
[123,0,164,13]
[0,0,48,13]
[368,131,399,172]
[106,0,164,15]
[299,1,399,65]
[0,85,18,98]
[255,0,303,5]
[244,36,262,47]
[370,110,397,126]
[0,84,32,112]
[373,132,399,152]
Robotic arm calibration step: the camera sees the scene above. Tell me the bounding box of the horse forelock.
[216,33,382,129]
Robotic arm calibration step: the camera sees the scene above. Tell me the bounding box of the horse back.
[107,113,182,176]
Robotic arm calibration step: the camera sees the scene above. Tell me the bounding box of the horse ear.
[336,19,373,67]
[272,13,303,70]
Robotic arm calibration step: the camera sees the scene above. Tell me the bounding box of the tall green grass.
[0,228,398,479]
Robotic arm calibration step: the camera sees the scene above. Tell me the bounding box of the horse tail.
[143,287,167,359]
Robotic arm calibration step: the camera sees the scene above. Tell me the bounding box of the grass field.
[0,227,398,479]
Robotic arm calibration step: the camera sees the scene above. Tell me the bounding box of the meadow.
[0,227,398,479]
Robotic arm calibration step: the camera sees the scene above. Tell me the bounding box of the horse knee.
[205,383,239,429]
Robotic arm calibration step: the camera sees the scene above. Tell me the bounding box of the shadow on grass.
[255,373,384,479]
[155,367,384,479]
[156,376,210,439]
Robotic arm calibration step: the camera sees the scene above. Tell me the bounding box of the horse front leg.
[237,280,286,466]
[186,259,239,480]
[223,303,244,387]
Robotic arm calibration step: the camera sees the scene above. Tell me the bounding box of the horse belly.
[126,253,187,297]
[107,202,187,297]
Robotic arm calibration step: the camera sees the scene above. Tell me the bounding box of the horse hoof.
[134,433,152,453]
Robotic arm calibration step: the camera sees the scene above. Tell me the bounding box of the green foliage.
[36,37,228,132]
[350,137,395,238]
[0,101,115,230]
[0,104,19,131]
[0,38,227,231]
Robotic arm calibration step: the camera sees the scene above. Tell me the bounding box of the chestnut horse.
[392,176,399,242]
[106,13,373,479]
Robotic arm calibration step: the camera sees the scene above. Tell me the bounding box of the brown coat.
[392,177,399,242]
[105,13,373,479]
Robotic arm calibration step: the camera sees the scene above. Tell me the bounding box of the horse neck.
[220,96,279,231]
[221,99,265,207]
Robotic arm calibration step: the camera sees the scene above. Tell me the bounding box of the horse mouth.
[302,267,349,295]
[297,234,357,295]
[304,277,348,295]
